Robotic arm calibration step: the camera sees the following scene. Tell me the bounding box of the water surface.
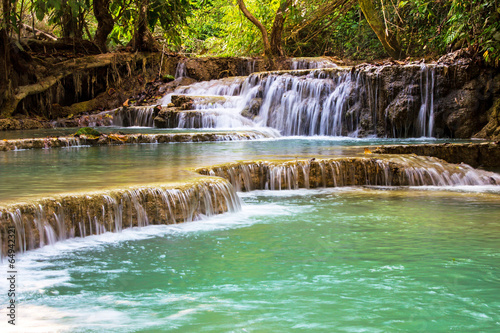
[1,188,499,332]
[0,137,463,202]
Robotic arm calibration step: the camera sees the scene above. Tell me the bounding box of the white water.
[2,186,499,332]
[175,61,188,79]
[291,57,339,70]
[153,63,439,137]
[417,64,435,137]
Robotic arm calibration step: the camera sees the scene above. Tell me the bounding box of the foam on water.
[1,186,498,332]
[1,200,289,287]
[409,185,500,194]
[0,199,301,332]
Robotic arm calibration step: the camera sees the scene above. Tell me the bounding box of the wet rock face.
[154,107,179,128]
[0,118,52,131]
[473,73,500,141]
[356,63,496,138]
[180,57,265,81]
[214,61,495,138]
[240,98,262,119]
[303,61,497,139]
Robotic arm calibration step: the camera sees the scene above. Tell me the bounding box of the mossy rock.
[162,74,175,82]
[75,127,101,137]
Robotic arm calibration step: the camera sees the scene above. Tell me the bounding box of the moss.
[75,127,101,137]
[162,74,175,82]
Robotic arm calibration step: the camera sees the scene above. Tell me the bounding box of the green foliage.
[182,0,385,59]
[33,0,92,37]
[393,0,450,56]
[108,0,191,48]
[108,0,135,45]
[162,74,175,81]
[182,0,281,56]
[444,0,500,65]
[3,0,499,64]
[284,4,386,59]
[149,0,192,45]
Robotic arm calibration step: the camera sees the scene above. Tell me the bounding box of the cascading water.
[153,62,441,138]
[157,77,256,130]
[160,77,246,105]
[417,64,435,137]
[175,110,257,129]
[175,61,188,79]
[247,70,356,136]
[1,57,498,332]
[86,59,442,137]
[0,178,241,257]
[196,156,500,191]
[111,106,156,127]
[291,57,338,70]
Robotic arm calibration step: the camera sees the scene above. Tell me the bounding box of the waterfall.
[175,61,188,79]
[111,106,156,127]
[240,69,357,136]
[157,65,439,137]
[176,110,257,129]
[113,63,443,138]
[160,77,246,105]
[247,60,257,74]
[0,178,241,257]
[417,64,436,137]
[291,57,338,70]
[196,156,500,191]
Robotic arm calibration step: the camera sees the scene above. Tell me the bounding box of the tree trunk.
[61,0,75,38]
[236,0,272,57]
[269,0,291,57]
[131,0,160,51]
[1,0,12,110]
[94,0,114,52]
[358,0,405,59]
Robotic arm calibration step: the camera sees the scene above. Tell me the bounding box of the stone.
[373,142,500,168]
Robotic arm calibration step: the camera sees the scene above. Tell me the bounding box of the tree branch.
[358,0,405,59]
[22,23,58,41]
[269,0,291,56]
[236,0,271,56]
[286,0,356,42]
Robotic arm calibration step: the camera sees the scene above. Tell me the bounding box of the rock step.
[373,142,500,168]
[170,95,237,109]
[0,178,240,256]
[0,131,277,151]
[154,108,255,129]
[195,156,500,191]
